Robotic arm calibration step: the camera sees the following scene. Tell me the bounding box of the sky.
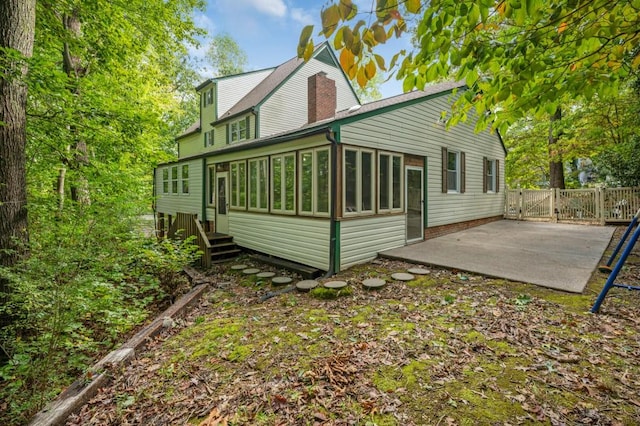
[189,0,414,99]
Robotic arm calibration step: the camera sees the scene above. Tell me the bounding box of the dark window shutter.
[460,151,466,193]
[245,116,251,139]
[483,156,488,193]
[495,159,500,193]
[226,123,230,144]
[441,147,448,193]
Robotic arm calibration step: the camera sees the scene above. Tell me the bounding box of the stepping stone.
[272,276,293,286]
[242,268,260,275]
[324,280,347,289]
[256,271,276,278]
[391,272,415,281]
[231,264,247,270]
[296,280,319,292]
[408,268,431,275]
[362,278,386,289]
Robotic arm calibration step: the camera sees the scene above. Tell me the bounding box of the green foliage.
[206,33,247,77]
[310,286,353,300]
[303,0,640,132]
[0,202,200,424]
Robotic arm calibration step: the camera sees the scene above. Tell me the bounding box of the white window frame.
[171,166,178,195]
[343,147,375,216]
[447,150,460,194]
[203,88,213,107]
[162,168,169,194]
[230,119,247,143]
[230,161,247,209]
[298,147,331,217]
[181,164,189,195]
[378,152,403,213]
[271,153,296,214]
[248,157,268,212]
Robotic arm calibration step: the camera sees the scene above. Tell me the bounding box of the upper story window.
[204,130,214,147]
[162,168,169,194]
[203,88,213,107]
[379,152,403,212]
[484,158,499,193]
[228,117,250,143]
[171,166,178,194]
[343,148,374,215]
[441,147,466,194]
[181,165,189,194]
[299,148,330,217]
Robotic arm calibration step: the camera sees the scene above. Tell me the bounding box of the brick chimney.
[308,72,336,123]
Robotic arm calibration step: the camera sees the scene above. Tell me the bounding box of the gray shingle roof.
[216,43,333,123]
[334,80,466,120]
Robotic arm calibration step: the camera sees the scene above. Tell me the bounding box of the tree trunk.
[62,12,91,205]
[0,0,36,267]
[548,107,565,189]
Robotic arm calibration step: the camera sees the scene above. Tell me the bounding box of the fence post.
[599,187,606,225]
[551,188,557,222]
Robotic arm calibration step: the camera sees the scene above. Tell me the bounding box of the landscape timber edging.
[28,283,210,426]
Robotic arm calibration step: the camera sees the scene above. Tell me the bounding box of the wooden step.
[210,242,238,251]
[252,254,323,279]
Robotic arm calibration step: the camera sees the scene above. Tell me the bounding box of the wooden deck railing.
[505,187,640,224]
[167,212,212,268]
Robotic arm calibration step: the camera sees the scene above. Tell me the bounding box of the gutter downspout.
[201,158,207,223]
[152,167,157,235]
[324,127,338,277]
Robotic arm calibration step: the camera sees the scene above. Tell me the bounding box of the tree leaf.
[321,5,340,38]
[374,53,386,71]
[405,0,421,14]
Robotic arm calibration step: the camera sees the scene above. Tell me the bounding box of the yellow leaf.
[303,41,314,62]
[632,53,640,69]
[558,21,568,33]
[340,48,355,75]
[374,53,386,71]
[297,25,314,58]
[495,1,506,16]
[357,67,367,88]
[334,27,344,49]
[372,23,386,44]
[321,5,340,38]
[362,28,376,47]
[365,60,377,79]
[405,0,421,14]
[338,0,356,20]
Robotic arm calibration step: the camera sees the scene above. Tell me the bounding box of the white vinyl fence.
[505,187,640,224]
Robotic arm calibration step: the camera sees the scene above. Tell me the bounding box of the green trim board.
[201,157,207,222]
[334,220,341,272]
[423,156,428,228]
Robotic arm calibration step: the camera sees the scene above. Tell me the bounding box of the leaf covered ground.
[68,228,640,425]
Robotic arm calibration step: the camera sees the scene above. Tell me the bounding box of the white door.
[406,166,424,242]
[216,171,229,234]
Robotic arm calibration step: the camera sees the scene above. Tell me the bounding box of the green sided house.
[154,42,506,272]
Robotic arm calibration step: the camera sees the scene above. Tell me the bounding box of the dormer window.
[227,117,250,143]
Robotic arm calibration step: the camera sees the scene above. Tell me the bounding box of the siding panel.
[340,95,505,228]
[260,58,358,138]
[229,212,330,270]
[217,69,273,116]
[155,159,203,217]
[340,215,406,270]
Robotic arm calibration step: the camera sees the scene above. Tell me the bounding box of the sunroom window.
[271,154,296,214]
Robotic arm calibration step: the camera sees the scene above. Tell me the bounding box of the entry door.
[406,166,424,242]
[216,172,229,234]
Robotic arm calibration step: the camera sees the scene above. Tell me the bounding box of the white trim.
[270,153,296,215]
[378,151,404,213]
[343,147,375,216]
[298,147,331,217]
[405,166,424,244]
[248,157,269,212]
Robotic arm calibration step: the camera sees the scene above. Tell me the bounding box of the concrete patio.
[379,220,616,293]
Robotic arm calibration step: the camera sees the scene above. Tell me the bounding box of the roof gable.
[215,42,354,124]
